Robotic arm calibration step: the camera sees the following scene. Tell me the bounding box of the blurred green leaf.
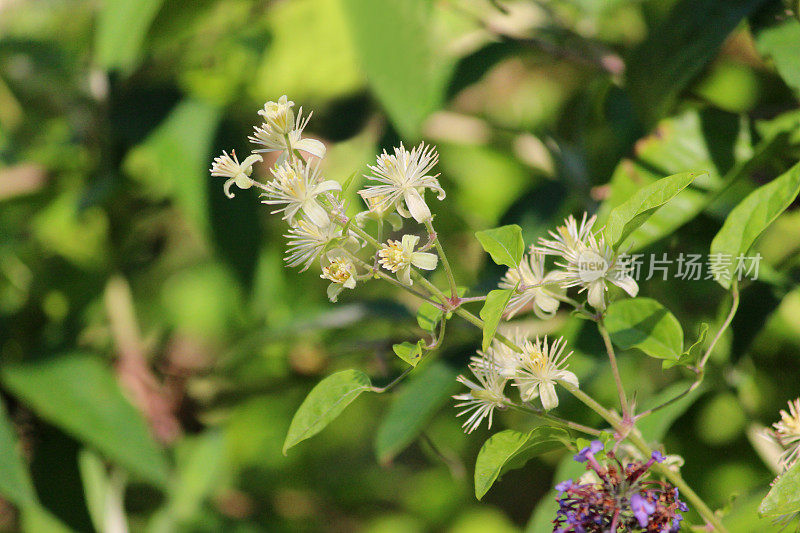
[479,288,514,352]
[604,298,683,361]
[392,341,425,368]
[710,161,800,288]
[1,354,170,487]
[256,0,364,102]
[760,454,800,517]
[417,302,444,334]
[637,380,705,442]
[475,225,524,269]
[724,490,782,532]
[753,8,800,98]
[626,0,768,126]
[94,0,165,72]
[474,427,568,500]
[0,397,36,507]
[340,0,455,138]
[374,362,458,463]
[283,369,372,454]
[78,449,127,533]
[166,431,226,524]
[604,171,702,249]
[124,99,220,238]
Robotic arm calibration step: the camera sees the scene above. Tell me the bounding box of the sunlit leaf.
[604,298,683,361]
[95,0,165,72]
[474,427,568,499]
[760,460,800,517]
[479,289,514,352]
[710,161,800,288]
[392,340,425,368]
[283,370,372,454]
[663,323,708,370]
[374,362,459,463]
[1,354,170,487]
[475,225,524,269]
[604,171,703,249]
[753,6,800,98]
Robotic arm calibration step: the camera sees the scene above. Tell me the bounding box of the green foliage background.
[1,0,800,531]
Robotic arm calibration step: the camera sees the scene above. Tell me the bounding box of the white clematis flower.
[499,252,565,319]
[537,213,638,311]
[249,99,326,163]
[470,333,525,379]
[359,143,445,223]
[377,234,438,285]
[320,251,357,302]
[284,219,343,272]
[772,397,800,471]
[513,335,578,410]
[261,161,341,227]
[209,150,263,199]
[453,361,510,434]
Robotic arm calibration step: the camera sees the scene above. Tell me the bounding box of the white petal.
[404,188,431,222]
[553,370,579,388]
[610,274,639,297]
[327,283,343,302]
[294,137,326,159]
[399,265,412,286]
[401,234,420,251]
[303,200,330,227]
[314,179,342,194]
[534,293,560,316]
[411,252,438,271]
[540,382,559,410]
[587,281,606,310]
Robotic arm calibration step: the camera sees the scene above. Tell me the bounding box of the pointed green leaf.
[374,362,459,463]
[604,172,703,249]
[392,341,425,368]
[95,0,165,72]
[480,289,515,352]
[760,460,800,517]
[283,370,372,454]
[1,354,170,487]
[663,323,708,370]
[475,427,569,499]
[710,161,800,288]
[475,225,525,269]
[604,298,683,361]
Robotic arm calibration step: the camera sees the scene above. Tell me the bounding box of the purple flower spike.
[630,492,656,528]
[555,479,574,493]
[651,450,666,463]
[573,440,604,462]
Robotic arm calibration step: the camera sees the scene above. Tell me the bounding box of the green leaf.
[95,0,165,72]
[0,397,37,507]
[1,354,170,487]
[753,7,800,98]
[604,172,703,249]
[374,362,459,463]
[167,431,227,522]
[626,0,768,127]
[283,370,372,454]
[392,340,425,368]
[123,99,220,238]
[475,225,524,269]
[760,460,800,517]
[479,289,515,352]
[474,427,569,500]
[710,161,800,288]
[604,298,683,361]
[340,0,457,138]
[417,302,444,333]
[79,449,126,533]
[663,323,708,370]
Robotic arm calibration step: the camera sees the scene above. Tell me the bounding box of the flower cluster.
[499,213,639,318]
[453,334,578,433]
[209,95,445,302]
[554,441,687,532]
